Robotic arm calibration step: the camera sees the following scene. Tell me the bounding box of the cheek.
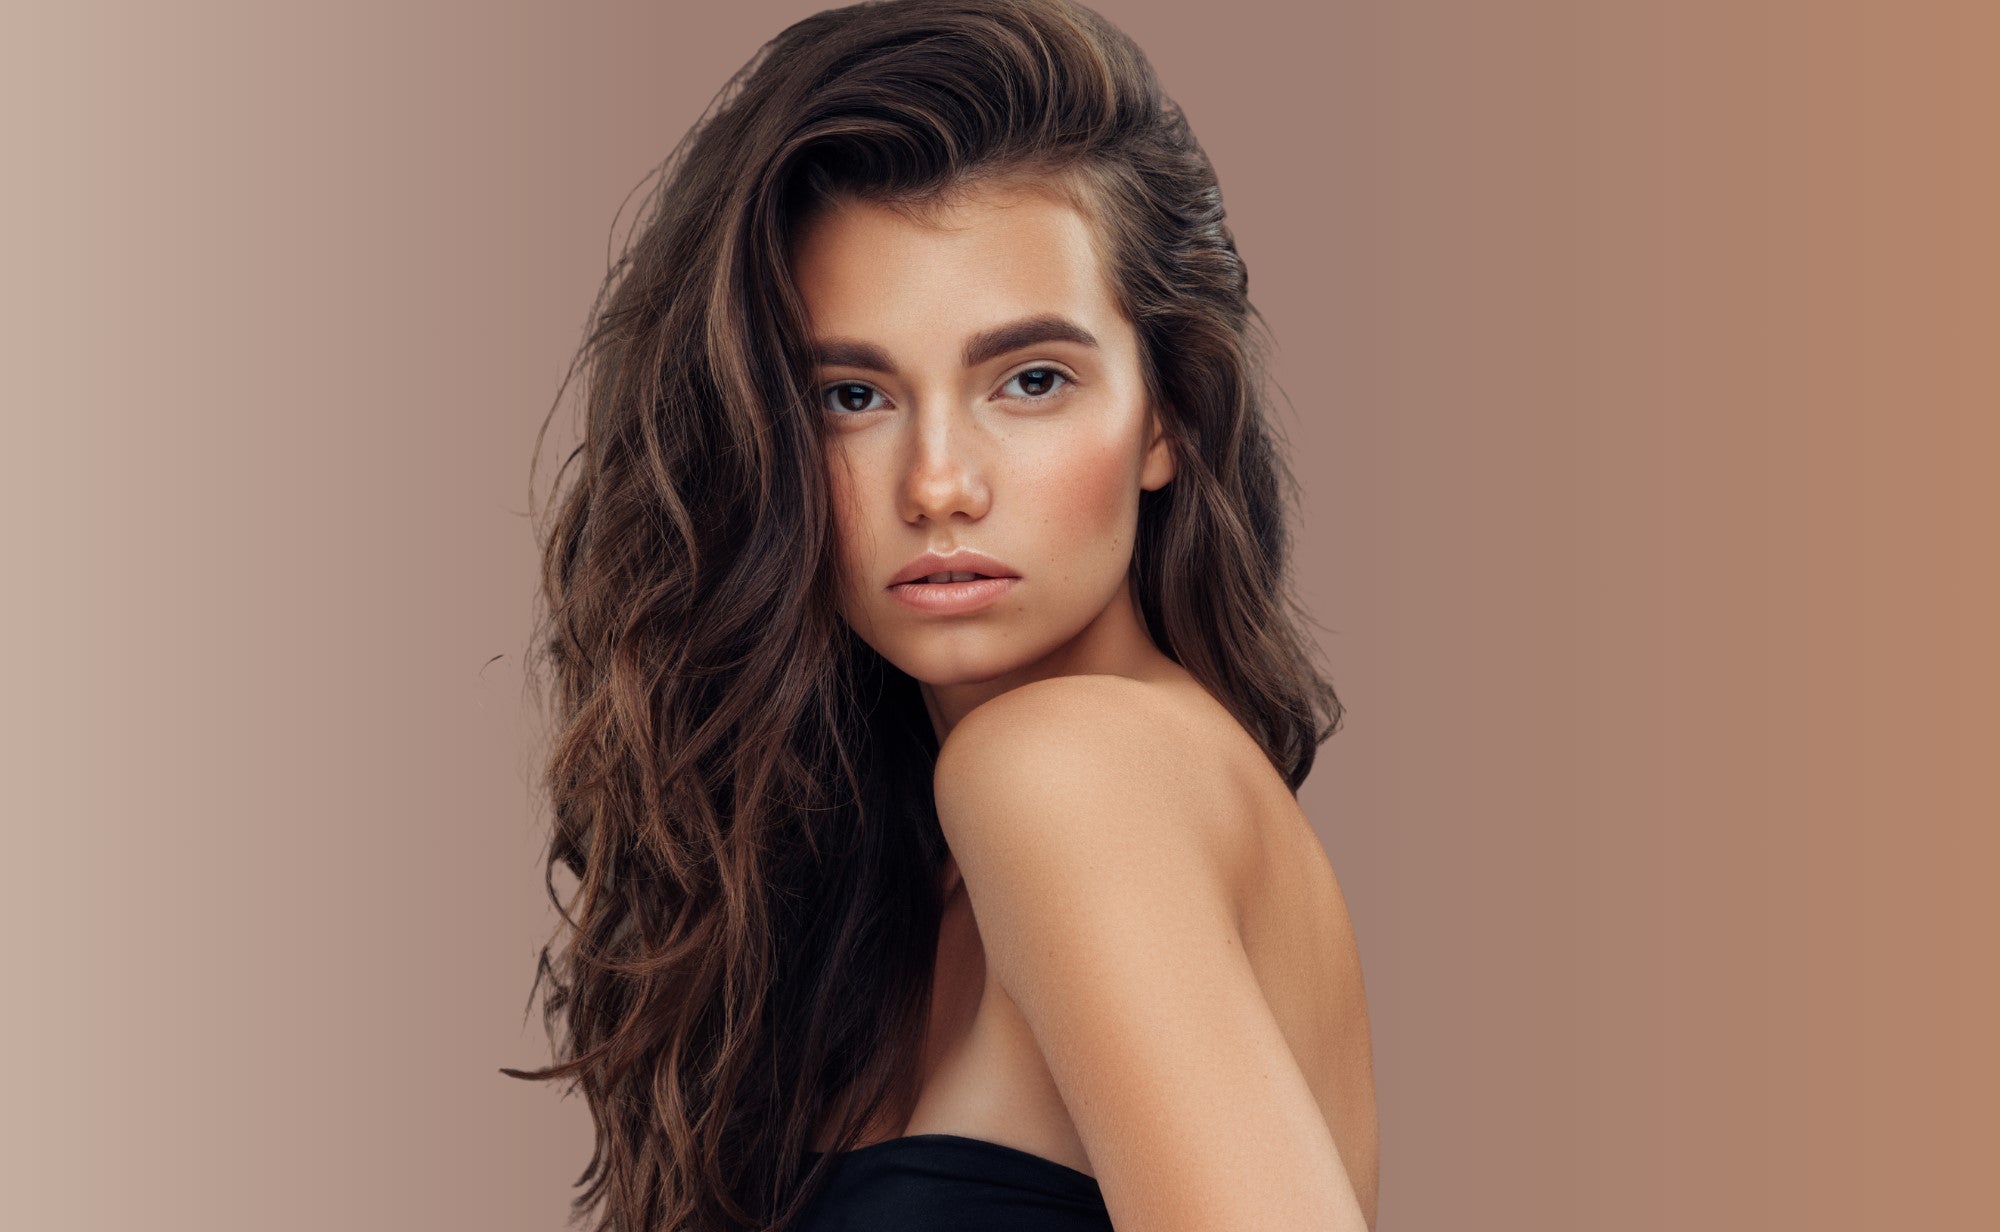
[1027,433,1141,541]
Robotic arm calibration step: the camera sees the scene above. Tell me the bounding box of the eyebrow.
[808,313,1100,375]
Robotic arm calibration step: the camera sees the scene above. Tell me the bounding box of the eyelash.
[819,365,1077,415]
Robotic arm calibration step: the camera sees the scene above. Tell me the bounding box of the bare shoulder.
[936,671,1219,765]
[932,673,1256,904]
[928,673,1369,1228]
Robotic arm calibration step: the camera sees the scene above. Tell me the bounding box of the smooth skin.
[791,181,1379,1232]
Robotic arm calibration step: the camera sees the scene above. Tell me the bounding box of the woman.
[504,2,1378,1229]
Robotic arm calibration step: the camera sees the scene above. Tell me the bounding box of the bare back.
[812,676,1379,1228]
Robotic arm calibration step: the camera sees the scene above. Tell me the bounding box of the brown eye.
[1001,367,1071,400]
[823,382,886,414]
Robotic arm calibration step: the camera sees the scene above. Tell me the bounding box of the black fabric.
[792,1133,1113,1231]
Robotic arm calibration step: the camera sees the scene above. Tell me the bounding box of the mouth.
[886,573,1019,615]
[901,571,1006,584]
[887,548,1020,589]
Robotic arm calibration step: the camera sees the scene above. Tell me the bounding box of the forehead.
[788,186,1122,352]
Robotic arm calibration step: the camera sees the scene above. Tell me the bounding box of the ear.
[1139,404,1177,492]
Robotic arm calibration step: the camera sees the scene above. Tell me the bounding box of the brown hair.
[502,2,1344,1229]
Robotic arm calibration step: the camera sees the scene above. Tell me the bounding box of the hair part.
[504,3,1344,1230]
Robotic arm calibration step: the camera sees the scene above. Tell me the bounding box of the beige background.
[3,2,1994,1229]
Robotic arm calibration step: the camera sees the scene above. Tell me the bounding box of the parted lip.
[888,548,1020,587]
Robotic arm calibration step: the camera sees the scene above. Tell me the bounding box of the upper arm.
[932,676,1368,1232]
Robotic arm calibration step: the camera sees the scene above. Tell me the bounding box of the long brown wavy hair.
[502,1,1345,1229]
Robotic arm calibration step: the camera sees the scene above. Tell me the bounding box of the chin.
[876,631,1046,689]
[887,647,1016,688]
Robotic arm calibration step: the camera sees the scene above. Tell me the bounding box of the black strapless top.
[791,1133,1112,1231]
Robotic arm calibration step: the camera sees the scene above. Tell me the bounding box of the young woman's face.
[791,183,1176,701]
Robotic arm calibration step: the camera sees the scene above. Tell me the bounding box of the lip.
[887,548,1020,588]
[888,575,1019,615]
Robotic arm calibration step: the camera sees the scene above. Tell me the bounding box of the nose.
[899,401,992,525]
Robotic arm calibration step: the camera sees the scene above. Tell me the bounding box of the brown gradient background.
[2,1,1993,1228]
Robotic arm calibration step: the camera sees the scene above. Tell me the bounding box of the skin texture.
[791,182,1184,742]
[933,676,1371,1232]
[791,183,1375,1230]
